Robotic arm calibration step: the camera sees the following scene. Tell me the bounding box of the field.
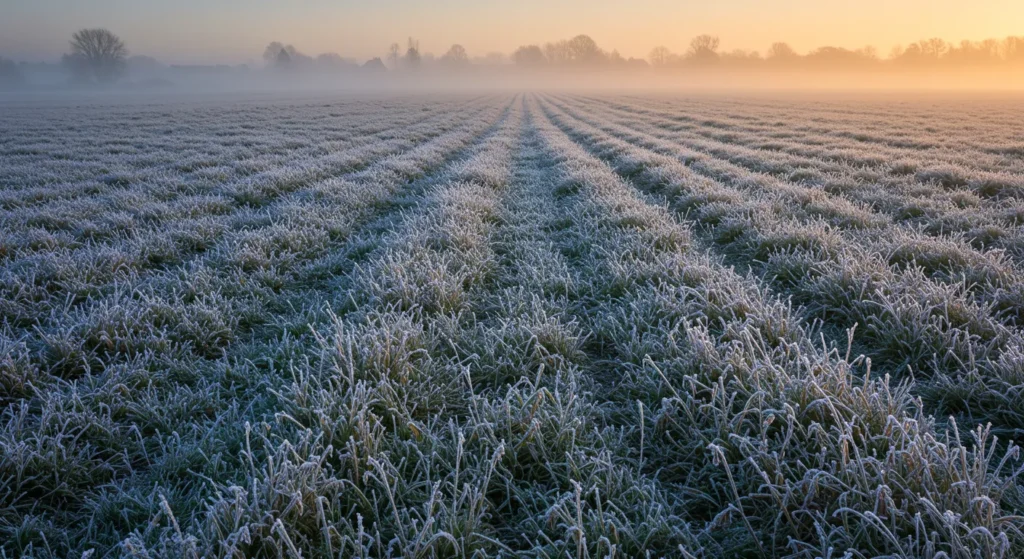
[2,91,1024,558]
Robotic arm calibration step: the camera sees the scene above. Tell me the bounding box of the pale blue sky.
[3,0,1020,64]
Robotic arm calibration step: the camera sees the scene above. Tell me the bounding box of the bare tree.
[648,45,673,67]
[387,43,401,69]
[688,34,720,62]
[512,45,546,66]
[441,44,469,67]
[263,42,286,65]
[566,35,604,64]
[920,38,949,59]
[63,28,128,83]
[1004,36,1024,63]
[543,41,569,65]
[857,45,879,61]
[767,42,799,61]
[893,37,948,65]
[404,37,421,69]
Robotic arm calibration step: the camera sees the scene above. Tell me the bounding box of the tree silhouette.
[263,42,286,65]
[262,43,314,68]
[512,45,546,66]
[566,35,605,64]
[363,57,387,71]
[387,43,401,69]
[275,48,292,69]
[648,45,673,67]
[441,44,469,67]
[895,38,948,65]
[63,28,128,84]
[1004,37,1024,63]
[234,31,1024,81]
[404,38,421,69]
[688,34,720,63]
[767,42,799,62]
[543,41,569,65]
[921,38,949,59]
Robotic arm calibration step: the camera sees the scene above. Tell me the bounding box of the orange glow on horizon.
[2,0,1022,64]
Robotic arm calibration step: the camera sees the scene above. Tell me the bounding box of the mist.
[4,0,1024,94]
[4,30,1024,97]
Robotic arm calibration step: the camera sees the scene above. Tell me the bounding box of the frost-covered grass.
[0,92,1023,558]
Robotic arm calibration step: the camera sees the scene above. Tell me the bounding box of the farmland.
[1,92,1024,558]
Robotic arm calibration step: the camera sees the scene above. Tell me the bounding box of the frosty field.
[2,92,1024,558]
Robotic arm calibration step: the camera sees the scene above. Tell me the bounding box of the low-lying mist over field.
[4,24,1024,93]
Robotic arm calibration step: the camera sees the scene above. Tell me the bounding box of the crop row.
[536,95,1024,439]
[556,95,1024,260]
[0,95,515,556]
[1,93,1021,558]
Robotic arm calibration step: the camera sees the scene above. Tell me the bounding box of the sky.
[3,0,1022,64]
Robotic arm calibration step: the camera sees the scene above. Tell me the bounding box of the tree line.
[1,28,131,88]
[264,33,1024,73]
[259,33,1024,74]
[262,37,504,72]
[3,28,1024,89]
[647,35,1024,69]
